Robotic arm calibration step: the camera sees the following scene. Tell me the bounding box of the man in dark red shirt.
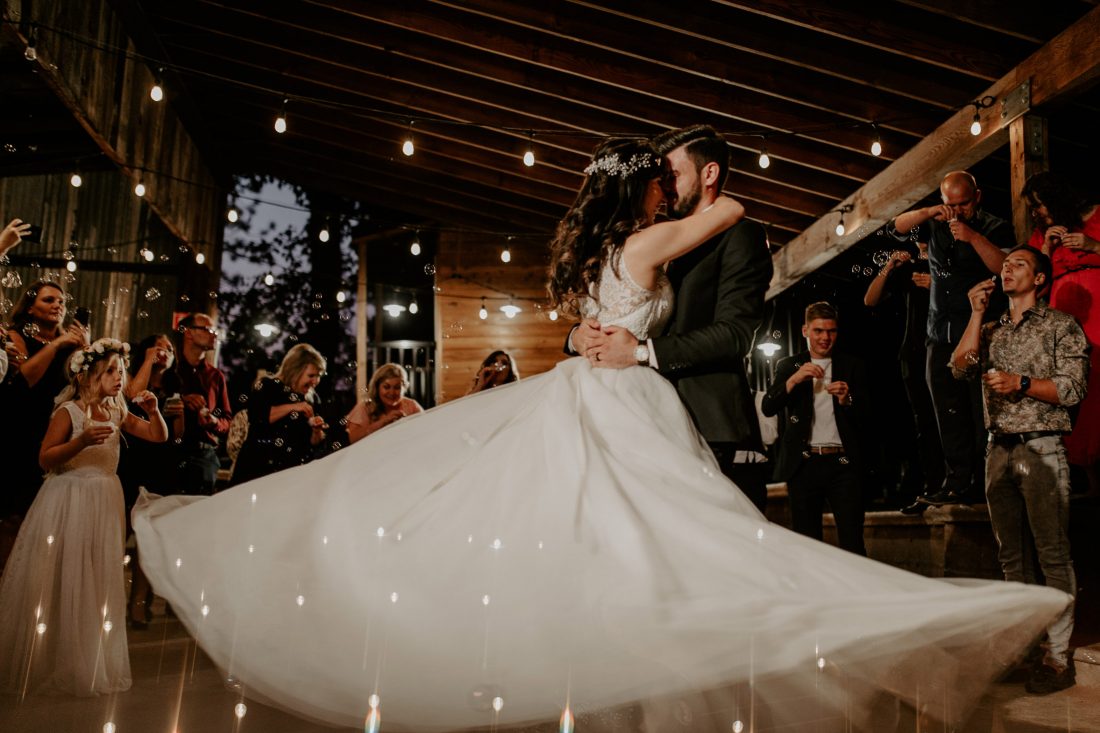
[174,312,232,494]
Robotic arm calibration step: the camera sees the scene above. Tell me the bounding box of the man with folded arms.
[951,245,1088,694]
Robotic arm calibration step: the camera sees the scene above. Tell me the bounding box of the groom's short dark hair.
[652,125,729,190]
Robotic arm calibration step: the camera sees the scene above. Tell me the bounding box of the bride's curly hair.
[547,137,662,317]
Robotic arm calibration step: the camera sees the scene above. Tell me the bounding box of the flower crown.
[70,338,130,375]
[583,152,660,178]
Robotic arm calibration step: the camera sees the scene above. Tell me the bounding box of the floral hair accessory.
[70,337,130,375]
[583,152,660,178]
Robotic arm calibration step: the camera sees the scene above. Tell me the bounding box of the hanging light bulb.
[870,124,882,157]
[134,180,146,197]
[479,298,488,320]
[382,303,406,317]
[24,33,37,61]
[410,231,421,256]
[150,68,164,102]
[409,297,419,315]
[195,252,206,265]
[757,146,770,169]
[66,260,77,273]
[969,111,982,136]
[548,309,559,321]
[227,205,240,223]
[70,172,83,188]
[522,132,535,167]
[835,217,846,237]
[274,98,288,134]
[141,248,155,262]
[501,237,513,263]
[319,226,330,242]
[264,273,275,286]
[401,122,415,157]
[500,300,522,318]
[336,290,347,304]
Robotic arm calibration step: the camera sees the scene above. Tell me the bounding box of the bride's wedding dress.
[134,256,1065,731]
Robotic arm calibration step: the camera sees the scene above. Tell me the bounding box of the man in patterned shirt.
[951,245,1088,694]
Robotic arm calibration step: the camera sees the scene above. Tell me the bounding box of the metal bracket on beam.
[1000,80,1031,126]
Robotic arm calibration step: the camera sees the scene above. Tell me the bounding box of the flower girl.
[0,338,166,696]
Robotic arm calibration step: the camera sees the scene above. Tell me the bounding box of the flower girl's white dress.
[1,402,130,696]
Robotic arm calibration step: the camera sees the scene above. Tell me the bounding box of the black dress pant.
[787,454,866,555]
[926,341,987,497]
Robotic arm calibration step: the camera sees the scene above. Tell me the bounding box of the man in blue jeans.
[174,313,232,494]
[951,246,1088,694]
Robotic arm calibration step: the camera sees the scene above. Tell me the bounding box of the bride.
[134,138,1066,732]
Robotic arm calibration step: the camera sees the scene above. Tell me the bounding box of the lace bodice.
[56,401,121,477]
[581,251,673,340]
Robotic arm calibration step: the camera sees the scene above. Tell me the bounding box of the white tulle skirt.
[133,358,1065,731]
[0,469,131,696]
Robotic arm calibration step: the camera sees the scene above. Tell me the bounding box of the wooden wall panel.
[434,232,572,402]
[5,0,224,264]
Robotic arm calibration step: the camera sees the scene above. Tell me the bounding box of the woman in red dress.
[1024,173,1100,493]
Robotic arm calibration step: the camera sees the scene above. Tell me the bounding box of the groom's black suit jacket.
[651,220,773,449]
[761,350,868,482]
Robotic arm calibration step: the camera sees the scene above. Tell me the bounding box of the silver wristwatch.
[634,343,650,366]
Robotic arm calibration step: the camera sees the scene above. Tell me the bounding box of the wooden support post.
[356,239,369,398]
[1009,116,1049,244]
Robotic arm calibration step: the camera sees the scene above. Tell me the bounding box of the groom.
[576,124,774,511]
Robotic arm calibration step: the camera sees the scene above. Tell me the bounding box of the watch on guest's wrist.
[1019,374,1031,394]
[634,343,650,366]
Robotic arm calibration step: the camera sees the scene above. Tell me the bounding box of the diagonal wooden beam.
[767,3,1100,299]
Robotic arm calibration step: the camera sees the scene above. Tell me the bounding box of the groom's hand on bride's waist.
[588,326,639,369]
[570,318,603,355]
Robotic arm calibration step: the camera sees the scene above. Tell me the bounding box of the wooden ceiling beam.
[896,0,1091,43]
[717,0,1032,80]
[580,0,987,105]
[768,4,1100,298]
[312,0,921,159]
[158,25,869,204]
[420,0,940,138]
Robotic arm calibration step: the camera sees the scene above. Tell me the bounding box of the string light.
[968,96,994,137]
[226,204,240,223]
[336,290,347,303]
[410,231,421,256]
[66,260,77,272]
[479,298,488,320]
[833,203,854,237]
[870,123,882,157]
[500,300,521,318]
[70,172,82,188]
[401,122,415,157]
[408,297,419,315]
[501,236,513,263]
[548,309,558,321]
[263,273,275,286]
[195,252,205,265]
[24,32,36,61]
[318,224,330,242]
[134,179,146,197]
[254,323,279,338]
[522,132,535,167]
[382,303,406,317]
[757,142,770,170]
[969,111,982,136]
[274,98,288,134]
[149,68,164,102]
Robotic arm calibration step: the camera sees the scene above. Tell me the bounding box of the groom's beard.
[668,180,702,220]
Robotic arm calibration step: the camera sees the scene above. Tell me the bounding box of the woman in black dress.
[231,343,328,485]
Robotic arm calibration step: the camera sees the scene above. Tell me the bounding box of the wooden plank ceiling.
[78,0,1100,247]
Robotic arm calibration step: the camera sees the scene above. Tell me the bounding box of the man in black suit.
[761,302,868,554]
[577,124,774,511]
